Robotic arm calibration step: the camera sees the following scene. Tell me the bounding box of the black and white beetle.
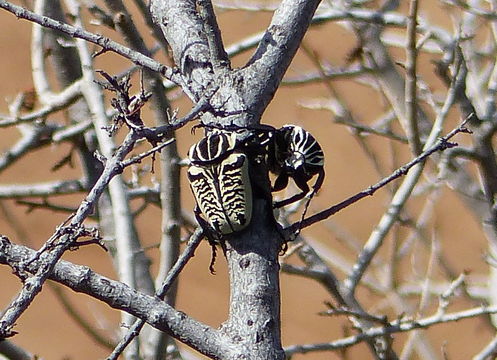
[267,125,325,209]
[187,124,324,270]
[187,131,253,237]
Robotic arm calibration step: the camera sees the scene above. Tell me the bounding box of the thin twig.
[283,64,372,86]
[0,125,58,171]
[341,55,468,296]
[16,199,80,215]
[284,304,497,356]
[288,121,471,233]
[319,306,387,324]
[0,80,82,127]
[0,339,34,360]
[405,0,421,154]
[399,230,440,360]
[121,139,175,168]
[473,334,497,360]
[0,1,179,81]
[0,180,86,198]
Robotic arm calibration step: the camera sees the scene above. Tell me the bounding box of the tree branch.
[0,1,179,81]
[405,0,421,154]
[0,236,225,359]
[0,339,34,360]
[0,80,82,127]
[284,304,497,356]
[198,0,230,71]
[149,0,211,101]
[289,121,471,233]
[242,0,322,119]
[0,180,87,198]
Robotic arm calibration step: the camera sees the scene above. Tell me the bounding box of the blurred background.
[0,1,491,359]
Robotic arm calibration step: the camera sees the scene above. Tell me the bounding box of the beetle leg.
[194,205,220,274]
[273,174,309,208]
[273,192,305,208]
[272,172,289,192]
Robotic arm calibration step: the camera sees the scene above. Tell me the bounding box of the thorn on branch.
[94,150,107,165]
[438,139,458,151]
[0,326,18,339]
[67,225,106,252]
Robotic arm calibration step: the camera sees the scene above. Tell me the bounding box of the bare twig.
[0,339,35,360]
[319,305,387,324]
[0,80,82,127]
[0,0,179,81]
[0,124,59,171]
[0,236,223,359]
[284,304,497,356]
[474,335,497,360]
[405,0,421,154]
[16,199,80,215]
[121,139,175,168]
[0,180,86,198]
[288,121,471,233]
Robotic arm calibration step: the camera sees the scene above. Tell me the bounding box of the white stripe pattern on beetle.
[187,131,253,235]
[268,125,325,208]
[283,125,324,175]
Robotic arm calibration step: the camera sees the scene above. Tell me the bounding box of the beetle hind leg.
[194,205,222,274]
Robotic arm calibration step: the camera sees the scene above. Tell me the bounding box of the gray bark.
[147,1,322,358]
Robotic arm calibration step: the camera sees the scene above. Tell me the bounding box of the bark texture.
[147,1,322,358]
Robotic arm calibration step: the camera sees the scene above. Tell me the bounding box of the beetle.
[186,124,324,267]
[187,131,254,271]
[267,124,325,209]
